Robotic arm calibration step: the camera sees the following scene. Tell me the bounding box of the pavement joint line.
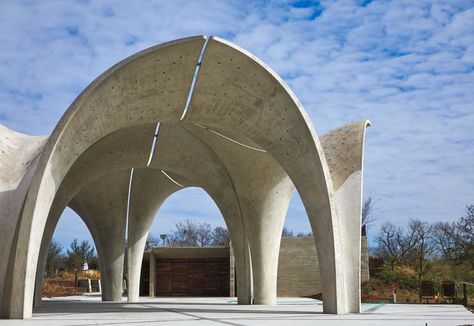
[363,303,386,313]
[142,304,244,326]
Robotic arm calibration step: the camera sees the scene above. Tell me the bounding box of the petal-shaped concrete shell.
[0,36,370,319]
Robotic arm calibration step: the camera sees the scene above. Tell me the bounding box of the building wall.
[140,236,369,298]
[141,246,233,297]
[277,236,369,297]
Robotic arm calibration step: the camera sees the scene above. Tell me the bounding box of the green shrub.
[375,265,418,290]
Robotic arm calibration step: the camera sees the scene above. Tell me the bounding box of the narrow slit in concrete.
[146,122,161,167]
[125,168,134,241]
[194,123,266,152]
[180,36,210,121]
[161,169,185,188]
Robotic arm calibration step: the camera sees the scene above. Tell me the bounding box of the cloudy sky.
[1,0,473,249]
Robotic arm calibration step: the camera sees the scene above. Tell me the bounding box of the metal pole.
[74,268,78,295]
[463,283,468,307]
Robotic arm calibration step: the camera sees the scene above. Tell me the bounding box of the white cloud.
[1,0,473,244]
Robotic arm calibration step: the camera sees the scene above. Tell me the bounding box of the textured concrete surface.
[2,297,473,326]
[0,36,370,318]
[320,120,370,313]
[277,236,370,298]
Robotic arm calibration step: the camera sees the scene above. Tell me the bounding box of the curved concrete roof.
[0,125,47,192]
[0,36,370,319]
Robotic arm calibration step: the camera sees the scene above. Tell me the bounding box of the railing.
[458,281,474,307]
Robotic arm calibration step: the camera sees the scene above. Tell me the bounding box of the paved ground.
[1,296,473,325]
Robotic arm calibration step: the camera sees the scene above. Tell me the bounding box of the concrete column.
[68,170,130,302]
[233,237,253,304]
[320,121,370,313]
[127,169,182,302]
[98,249,125,301]
[229,240,252,302]
[149,252,156,297]
[184,125,293,305]
[127,237,147,302]
[33,215,59,308]
[229,244,235,297]
[246,193,291,306]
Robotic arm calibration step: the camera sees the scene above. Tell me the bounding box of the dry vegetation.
[42,270,101,297]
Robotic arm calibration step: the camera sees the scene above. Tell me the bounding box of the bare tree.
[145,234,161,249]
[433,221,462,279]
[212,227,230,246]
[46,239,64,277]
[282,227,294,237]
[375,223,403,270]
[375,222,419,271]
[169,219,197,246]
[362,196,377,229]
[296,231,312,237]
[407,219,436,301]
[196,222,213,247]
[458,205,474,268]
[168,219,214,247]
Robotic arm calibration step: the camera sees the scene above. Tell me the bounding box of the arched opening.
[148,187,227,243]
[54,208,96,250]
[35,208,101,306]
[283,191,312,236]
[137,186,234,298]
[277,190,321,300]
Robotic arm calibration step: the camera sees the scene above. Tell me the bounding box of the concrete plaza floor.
[1,296,473,325]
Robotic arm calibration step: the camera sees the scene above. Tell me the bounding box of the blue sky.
[1,0,473,250]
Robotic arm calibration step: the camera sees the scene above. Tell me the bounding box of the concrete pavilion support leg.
[242,178,293,305]
[68,170,131,301]
[33,214,62,308]
[320,121,371,313]
[222,216,252,304]
[149,252,156,297]
[127,168,182,302]
[184,125,294,305]
[0,125,46,318]
[232,236,253,304]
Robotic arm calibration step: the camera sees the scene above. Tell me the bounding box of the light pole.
[74,267,78,295]
[160,234,167,247]
[83,260,89,277]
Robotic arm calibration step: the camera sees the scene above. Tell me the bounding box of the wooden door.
[155,258,229,296]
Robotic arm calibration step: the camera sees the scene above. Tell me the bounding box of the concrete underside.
[4,296,473,326]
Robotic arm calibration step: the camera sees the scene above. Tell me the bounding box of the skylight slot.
[180,36,210,121]
[125,168,134,241]
[161,169,185,188]
[146,122,161,167]
[194,123,266,152]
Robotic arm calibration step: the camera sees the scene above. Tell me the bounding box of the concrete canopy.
[0,35,370,319]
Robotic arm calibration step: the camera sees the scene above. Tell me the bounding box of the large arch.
[0,35,370,319]
[31,121,254,307]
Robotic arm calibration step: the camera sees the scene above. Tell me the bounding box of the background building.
[139,236,369,298]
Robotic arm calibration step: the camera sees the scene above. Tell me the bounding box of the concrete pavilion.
[0,36,370,319]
